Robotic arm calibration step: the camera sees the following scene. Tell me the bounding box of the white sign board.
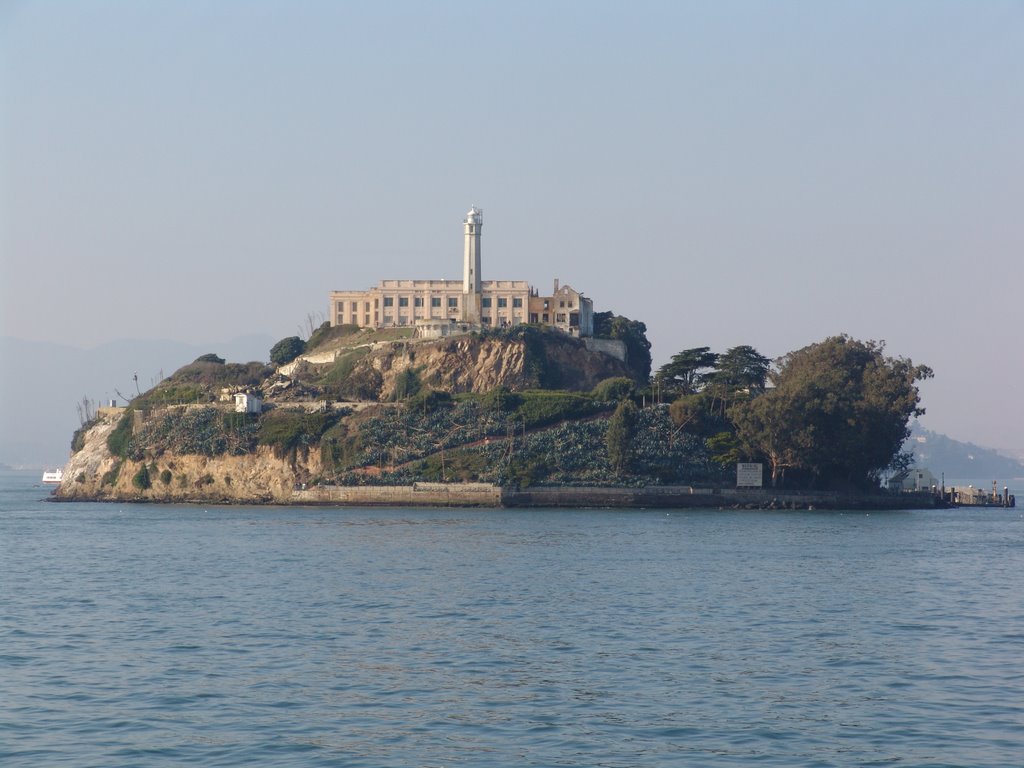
[737,463,763,488]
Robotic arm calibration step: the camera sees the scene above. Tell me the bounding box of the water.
[3,469,1023,767]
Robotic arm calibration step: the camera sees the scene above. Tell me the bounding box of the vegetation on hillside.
[132,357,272,408]
[93,322,929,495]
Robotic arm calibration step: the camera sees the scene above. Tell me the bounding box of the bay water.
[2,469,1023,766]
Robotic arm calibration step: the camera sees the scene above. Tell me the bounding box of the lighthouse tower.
[462,205,483,323]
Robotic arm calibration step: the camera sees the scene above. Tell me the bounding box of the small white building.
[234,392,263,414]
[888,467,938,492]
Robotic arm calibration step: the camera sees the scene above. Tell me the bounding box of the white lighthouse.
[462,205,483,322]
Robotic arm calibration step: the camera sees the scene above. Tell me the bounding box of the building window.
[398,316,408,325]
[497,297,507,308]
[350,301,358,311]
[482,316,491,324]
[431,297,442,308]
[336,302,344,315]
[543,300,550,310]
[482,297,492,308]
[559,300,565,308]
[414,297,424,308]
[364,315,370,325]
[556,313,566,323]
[383,297,394,307]
[399,297,409,307]
[448,297,458,308]
[542,313,549,323]
[530,313,539,323]
[513,298,523,308]
[383,314,393,324]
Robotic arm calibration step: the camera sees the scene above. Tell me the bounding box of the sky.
[1,1,1022,450]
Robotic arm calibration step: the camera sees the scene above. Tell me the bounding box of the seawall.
[290,483,940,510]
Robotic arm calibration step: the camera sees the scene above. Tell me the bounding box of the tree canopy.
[655,347,719,398]
[270,336,307,366]
[729,336,932,489]
[606,399,639,474]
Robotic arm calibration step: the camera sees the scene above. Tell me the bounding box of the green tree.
[705,345,771,416]
[710,345,770,392]
[655,347,719,398]
[593,312,653,381]
[606,399,639,474]
[730,336,932,489]
[270,336,306,366]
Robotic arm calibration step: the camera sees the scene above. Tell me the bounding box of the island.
[54,207,939,510]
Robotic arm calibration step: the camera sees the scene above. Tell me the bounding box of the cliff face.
[57,412,318,503]
[353,332,630,400]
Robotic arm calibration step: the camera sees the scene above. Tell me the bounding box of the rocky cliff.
[300,328,632,400]
[57,410,322,503]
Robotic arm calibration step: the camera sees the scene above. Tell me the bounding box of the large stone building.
[329,207,594,336]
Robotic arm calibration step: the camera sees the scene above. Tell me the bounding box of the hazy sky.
[2,1,1022,448]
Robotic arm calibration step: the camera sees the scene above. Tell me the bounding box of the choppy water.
[2,470,1023,766]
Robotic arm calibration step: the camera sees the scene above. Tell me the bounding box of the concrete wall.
[292,482,503,506]
[290,483,938,510]
[584,338,627,362]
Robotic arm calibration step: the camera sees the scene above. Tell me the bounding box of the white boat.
[41,469,64,484]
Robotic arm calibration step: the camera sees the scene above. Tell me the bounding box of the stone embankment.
[292,483,937,510]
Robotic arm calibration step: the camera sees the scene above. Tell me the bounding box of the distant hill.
[906,422,1024,480]
[0,335,275,467]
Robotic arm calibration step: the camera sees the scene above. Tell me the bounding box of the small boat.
[41,469,64,484]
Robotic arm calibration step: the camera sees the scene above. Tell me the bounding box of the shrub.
[160,469,172,485]
[107,410,134,458]
[270,336,306,366]
[592,377,635,403]
[195,353,225,364]
[71,419,96,454]
[101,460,123,487]
[132,464,152,490]
[390,368,422,401]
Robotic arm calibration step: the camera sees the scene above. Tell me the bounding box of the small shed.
[888,467,938,493]
[233,392,263,414]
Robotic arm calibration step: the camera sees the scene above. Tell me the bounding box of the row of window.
[377,296,525,309]
[340,296,565,314]
[379,314,525,326]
